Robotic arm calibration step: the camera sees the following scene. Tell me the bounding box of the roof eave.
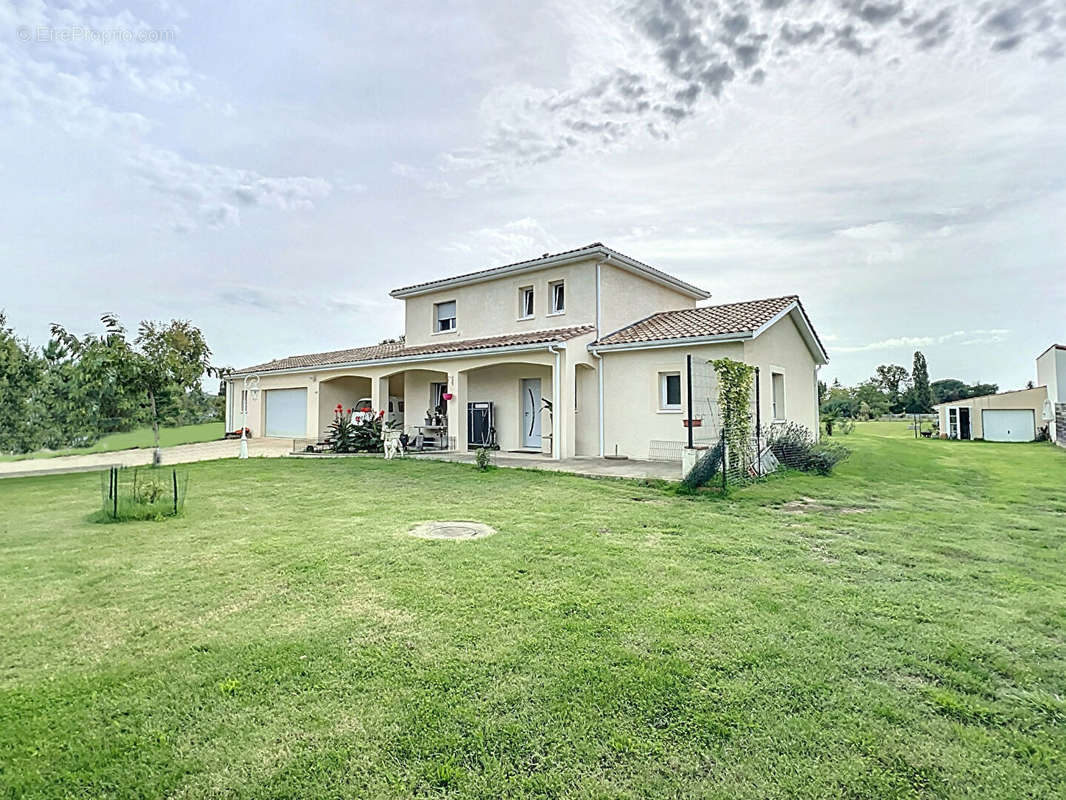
[750,301,829,365]
[390,245,710,300]
[229,339,571,378]
[590,331,753,352]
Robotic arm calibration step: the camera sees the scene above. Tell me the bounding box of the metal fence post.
[172,469,178,515]
[754,366,761,478]
[113,468,118,518]
[686,354,694,449]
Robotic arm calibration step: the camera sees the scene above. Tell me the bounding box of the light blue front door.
[521,379,541,449]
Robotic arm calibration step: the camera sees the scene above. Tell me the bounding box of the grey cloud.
[842,1,904,27]
[734,38,766,68]
[722,14,750,37]
[901,7,955,50]
[779,20,826,45]
[1038,41,1064,59]
[993,34,1024,51]
[447,0,1064,174]
[833,24,876,55]
[130,148,331,232]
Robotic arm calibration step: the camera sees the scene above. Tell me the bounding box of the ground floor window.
[659,371,682,411]
[430,382,448,415]
[771,372,785,420]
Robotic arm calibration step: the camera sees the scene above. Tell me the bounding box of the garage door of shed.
[982,409,1035,442]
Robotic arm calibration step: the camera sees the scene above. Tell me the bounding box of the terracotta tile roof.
[595,295,814,347]
[390,242,709,299]
[231,325,595,375]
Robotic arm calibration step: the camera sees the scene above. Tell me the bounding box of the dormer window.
[550,280,565,314]
[435,300,456,332]
[519,286,534,319]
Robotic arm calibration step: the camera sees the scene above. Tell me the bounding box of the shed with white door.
[934,386,1050,442]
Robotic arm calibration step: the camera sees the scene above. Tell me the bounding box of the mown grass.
[0,422,224,461]
[0,422,1064,798]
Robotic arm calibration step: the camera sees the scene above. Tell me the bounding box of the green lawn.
[1,423,1064,798]
[0,422,224,461]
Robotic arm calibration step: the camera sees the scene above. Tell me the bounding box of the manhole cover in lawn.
[409,521,497,541]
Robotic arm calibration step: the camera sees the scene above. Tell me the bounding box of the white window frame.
[771,371,785,421]
[519,286,534,319]
[659,371,682,412]
[240,389,248,414]
[549,280,565,315]
[434,300,456,333]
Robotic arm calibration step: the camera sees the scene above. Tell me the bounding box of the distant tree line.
[0,312,224,455]
[818,350,998,420]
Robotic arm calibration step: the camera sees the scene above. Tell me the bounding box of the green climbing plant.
[711,357,755,475]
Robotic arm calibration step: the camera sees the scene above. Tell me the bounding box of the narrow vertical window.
[550,281,565,313]
[519,287,534,318]
[771,372,785,420]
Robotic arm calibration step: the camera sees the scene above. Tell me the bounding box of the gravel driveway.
[0,438,293,479]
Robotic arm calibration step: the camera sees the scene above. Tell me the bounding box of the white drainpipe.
[595,258,605,340]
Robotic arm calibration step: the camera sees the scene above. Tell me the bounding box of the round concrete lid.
[408,521,497,540]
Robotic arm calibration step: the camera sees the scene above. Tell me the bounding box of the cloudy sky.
[2,0,1064,389]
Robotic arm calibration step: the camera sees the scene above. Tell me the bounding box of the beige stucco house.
[933,344,1063,444]
[226,244,828,461]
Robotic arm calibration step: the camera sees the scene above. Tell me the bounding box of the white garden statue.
[382,424,405,460]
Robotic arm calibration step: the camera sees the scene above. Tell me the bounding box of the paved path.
[0,439,293,479]
[410,451,682,481]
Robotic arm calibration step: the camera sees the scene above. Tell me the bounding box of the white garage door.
[264,388,307,437]
[982,409,1035,442]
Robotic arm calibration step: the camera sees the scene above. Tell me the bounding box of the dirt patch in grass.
[779,497,871,515]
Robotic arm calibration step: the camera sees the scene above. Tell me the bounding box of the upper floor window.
[550,280,565,314]
[519,286,534,319]
[435,300,456,332]
[240,389,248,413]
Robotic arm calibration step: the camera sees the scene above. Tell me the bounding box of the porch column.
[371,375,389,413]
[225,381,233,430]
[557,356,577,460]
[551,349,562,460]
[447,370,467,451]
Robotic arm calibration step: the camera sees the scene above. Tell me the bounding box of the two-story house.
[226,243,828,460]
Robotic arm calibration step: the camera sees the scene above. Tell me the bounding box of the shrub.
[328,414,356,453]
[681,439,725,490]
[767,422,849,475]
[806,443,850,475]
[474,447,493,471]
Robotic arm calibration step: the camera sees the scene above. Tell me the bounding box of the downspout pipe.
[547,344,562,460]
[595,256,607,341]
[591,256,610,458]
